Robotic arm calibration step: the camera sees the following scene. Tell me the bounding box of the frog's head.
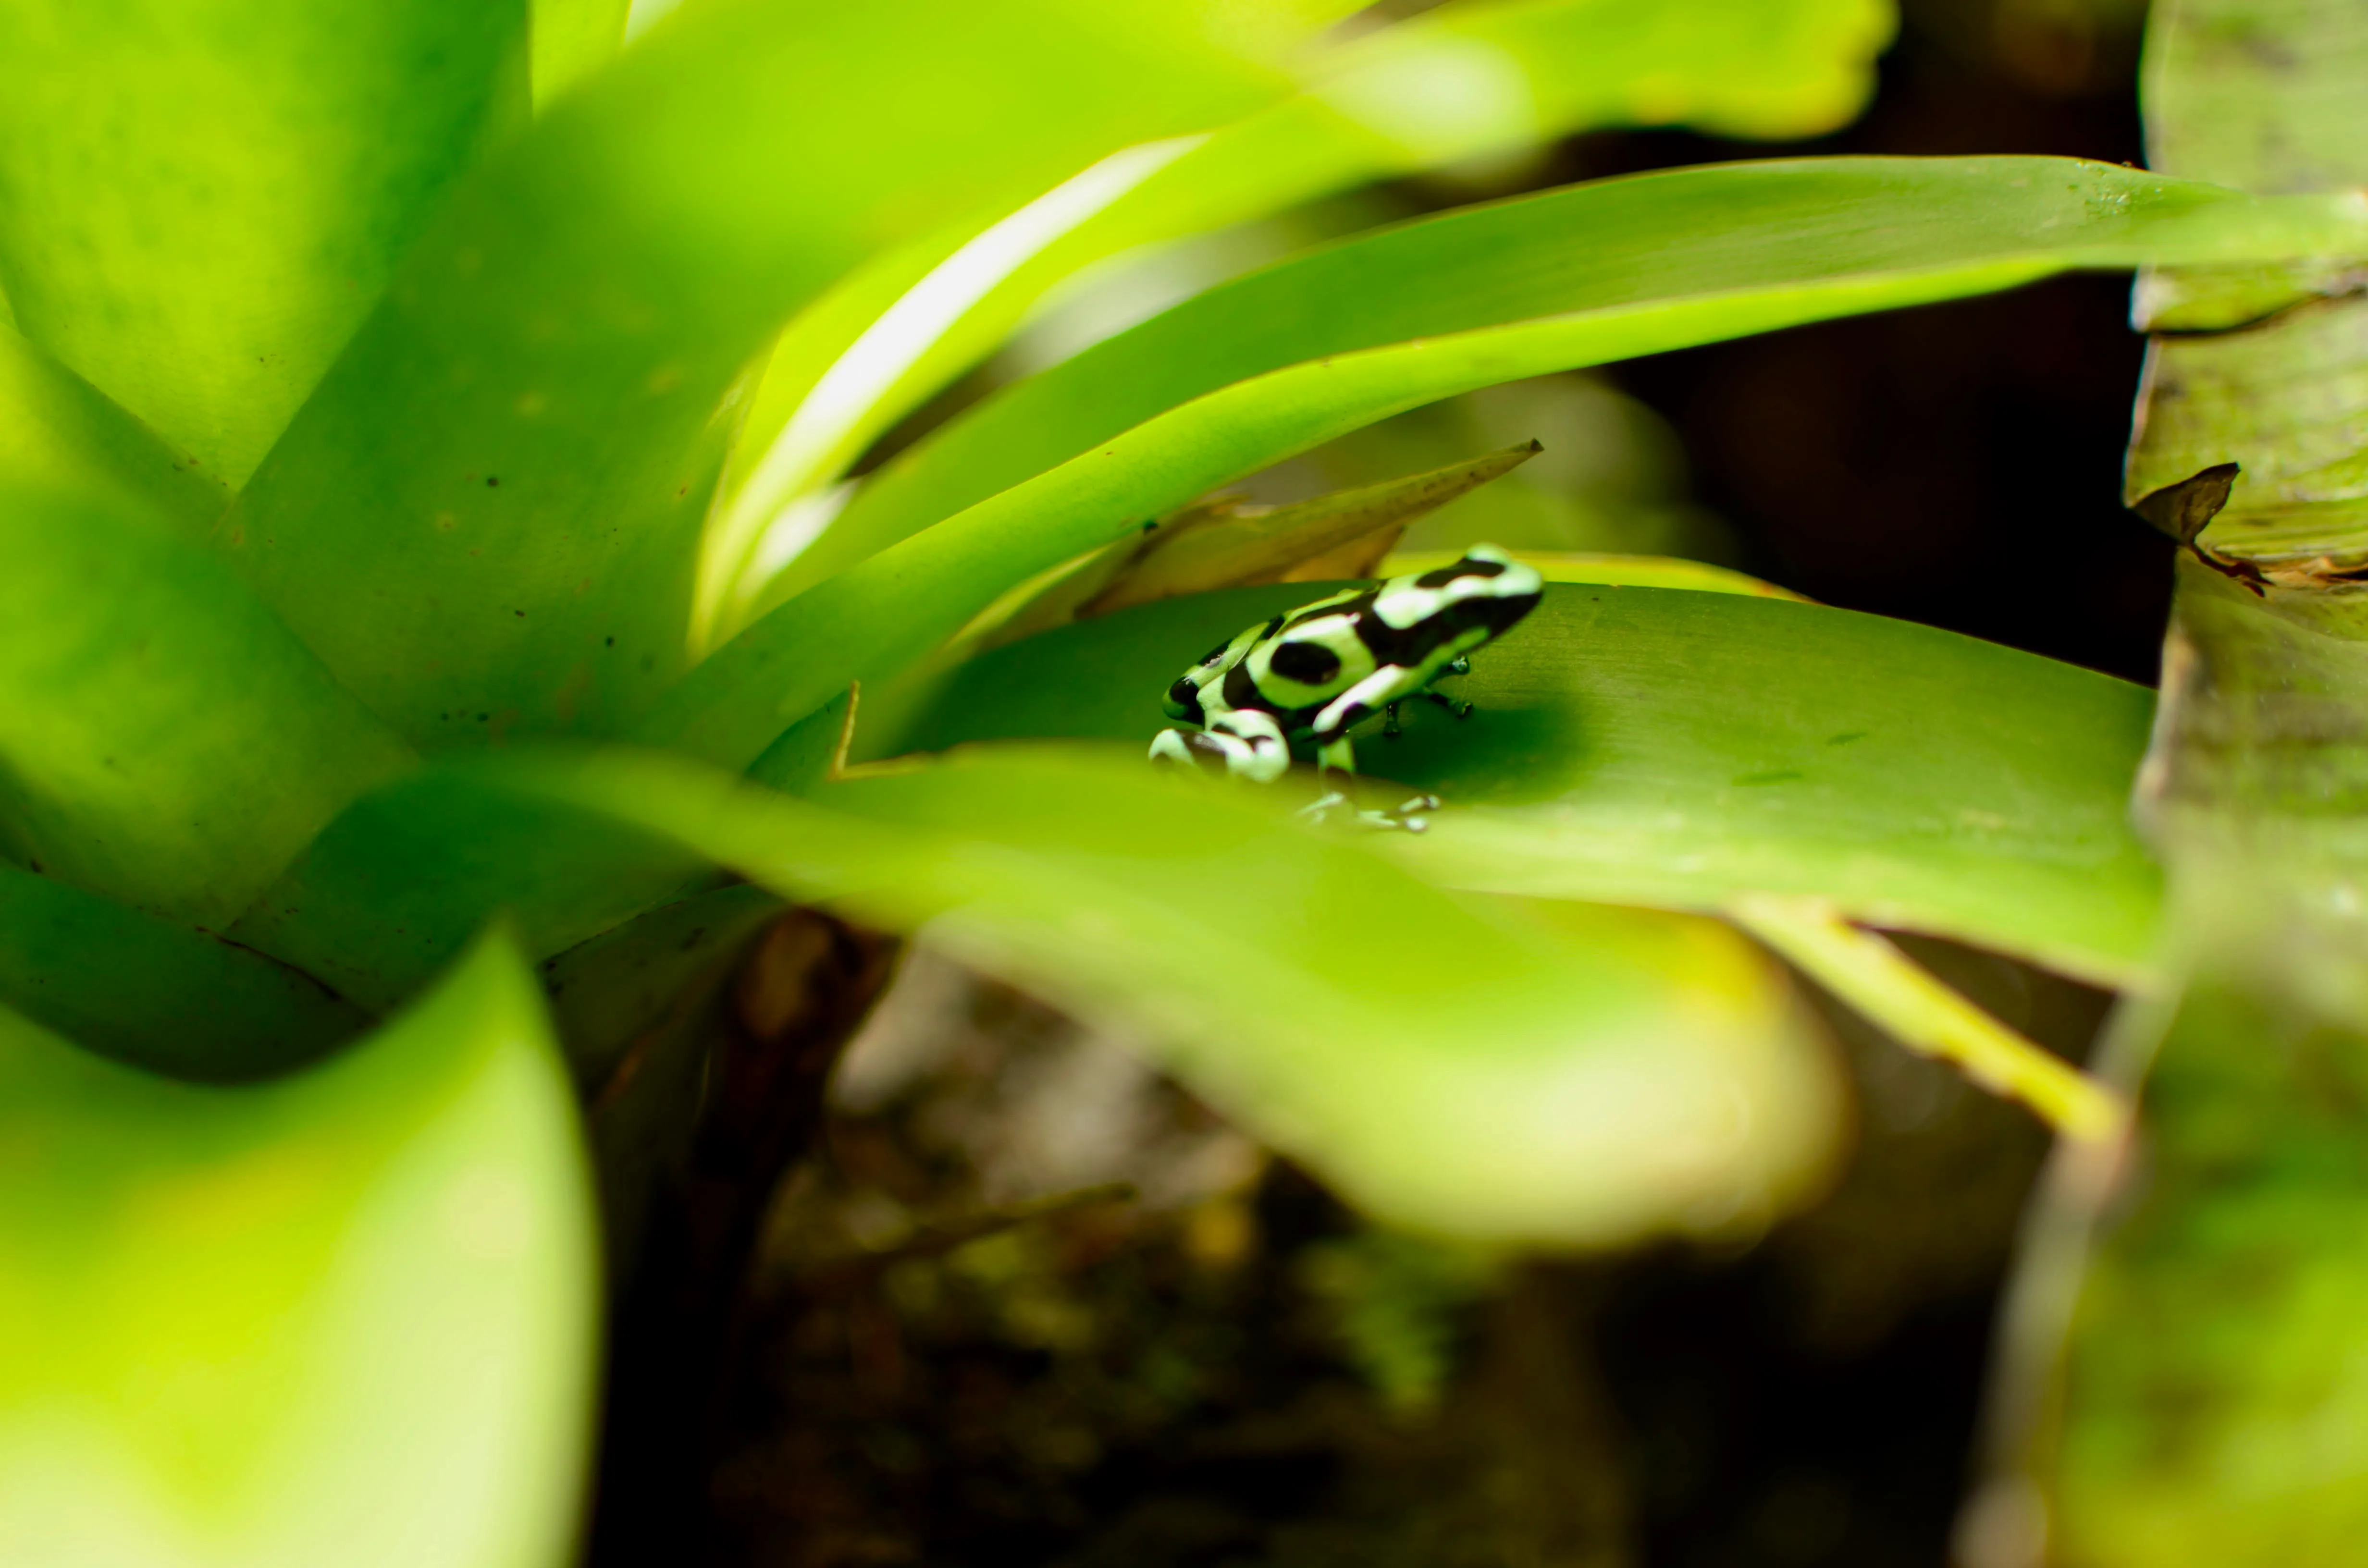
[1162,614,1283,723]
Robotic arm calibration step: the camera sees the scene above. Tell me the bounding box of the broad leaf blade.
[646,159,2368,769]
[219,0,1288,752]
[492,746,1848,1244]
[230,770,711,1014]
[0,479,414,929]
[0,0,530,484]
[709,0,1894,625]
[854,584,2162,985]
[808,157,2368,591]
[0,930,598,1568]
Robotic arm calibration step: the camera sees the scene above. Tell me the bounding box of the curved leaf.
[218,0,1288,752]
[0,0,531,483]
[0,863,367,1083]
[648,159,2368,770]
[0,479,414,929]
[706,0,1892,629]
[467,745,1846,1244]
[853,583,2162,984]
[0,930,598,1568]
[810,158,2368,589]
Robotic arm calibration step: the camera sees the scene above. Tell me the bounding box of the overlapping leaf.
[802,157,2368,594]
[0,0,531,484]
[0,324,227,534]
[648,157,2359,772]
[704,0,1893,633]
[0,931,597,1568]
[232,743,1842,1244]
[0,479,414,929]
[854,582,2160,985]
[0,864,364,1082]
[217,0,1291,753]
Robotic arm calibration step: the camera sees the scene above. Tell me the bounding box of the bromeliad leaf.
[704,0,1893,630]
[821,158,2368,583]
[232,743,1843,1244]
[0,0,532,486]
[215,0,1290,754]
[0,930,597,1568]
[0,478,414,930]
[647,158,2368,771]
[0,862,366,1082]
[514,745,1851,1245]
[856,583,2161,987]
[0,323,228,535]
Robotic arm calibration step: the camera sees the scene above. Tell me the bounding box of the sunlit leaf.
[851,583,2161,986]
[801,158,2368,596]
[647,159,2368,769]
[709,0,1893,627]
[473,745,1847,1243]
[0,930,598,1568]
[533,0,631,108]
[0,0,531,484]
[0,478,414,929]
[0,323,228,534]
[217,0,1288,752]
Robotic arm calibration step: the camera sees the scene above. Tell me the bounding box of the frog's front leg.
[1150,708,1290,783]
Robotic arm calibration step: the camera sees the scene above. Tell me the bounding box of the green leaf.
[705,0,1894,630]
[0,929,598,1568]
[0,479,415,929]
[466,745,1847,1243]
[813,158,2368,587]
[0,863,367,1083]
[229,769,712,1014]
[649,158,2368,768]
[533,0,631,109]
[0,322,228,534]
[0,0,531,484]
[217,0,1289,752]
[850,583,2162,986]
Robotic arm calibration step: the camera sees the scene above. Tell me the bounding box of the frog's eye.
[1268,638,1341,685]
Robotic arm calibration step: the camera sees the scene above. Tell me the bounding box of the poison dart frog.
[1149,544,1542,828]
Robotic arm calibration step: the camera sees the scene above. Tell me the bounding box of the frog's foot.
[1357,793,1442,833]
[1418,689,1475,721]
[1382,701,1403,739]
[1298,788,1351,825]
